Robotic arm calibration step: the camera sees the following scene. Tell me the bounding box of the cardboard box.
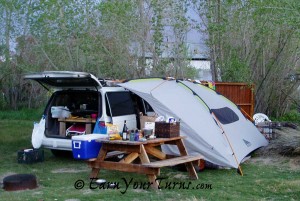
[72,134,107,159]
[140,114,156,129]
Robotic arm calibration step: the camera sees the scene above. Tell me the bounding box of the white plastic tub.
[51,106,70,118]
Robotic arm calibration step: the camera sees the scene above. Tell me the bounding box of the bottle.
[139,130,143,139]
[134,129,139,141]
[130,130,135,141]
[122,120,128,141]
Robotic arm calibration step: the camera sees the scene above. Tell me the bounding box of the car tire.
[51,149,73,158]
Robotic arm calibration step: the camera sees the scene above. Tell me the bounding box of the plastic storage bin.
[51,106,70,118]
[17,149,44,164]
[72,134,107,159]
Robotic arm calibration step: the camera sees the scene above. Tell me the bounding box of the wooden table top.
[58,117,96,123]
[96,136,186,145]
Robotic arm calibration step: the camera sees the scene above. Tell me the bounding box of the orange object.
[199,159,205,171]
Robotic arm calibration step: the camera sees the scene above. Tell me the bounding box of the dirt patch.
[250,126,300,170]
[172,173,188,179]
[257,126,300,156]
[51,168,88,174]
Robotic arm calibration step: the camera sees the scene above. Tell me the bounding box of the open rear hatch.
[23,71,102,90]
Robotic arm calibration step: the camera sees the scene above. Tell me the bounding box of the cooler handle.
[73,141,81,149]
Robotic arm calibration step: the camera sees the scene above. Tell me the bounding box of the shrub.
[279,109,300,124]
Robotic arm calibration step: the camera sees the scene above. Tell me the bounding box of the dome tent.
[119,78,268,170]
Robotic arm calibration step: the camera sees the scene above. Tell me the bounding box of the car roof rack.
[98,78,124,87]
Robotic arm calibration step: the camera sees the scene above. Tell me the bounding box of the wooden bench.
[142,155,203,181]
[142,155,202,168]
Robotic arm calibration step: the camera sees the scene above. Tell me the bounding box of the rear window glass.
[132,94,154,115]
[50,90,100,116]
[40,78,98,87]
[106,92,135,117]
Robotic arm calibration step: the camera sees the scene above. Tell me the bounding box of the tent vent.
[243,139,252,147]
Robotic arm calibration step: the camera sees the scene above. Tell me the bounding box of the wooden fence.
[202,82,255,120]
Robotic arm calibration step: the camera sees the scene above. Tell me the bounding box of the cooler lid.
[72,134,107,141]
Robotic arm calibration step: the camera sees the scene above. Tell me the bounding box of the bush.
[278,109,300,124]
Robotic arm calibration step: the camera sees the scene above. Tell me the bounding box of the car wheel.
[51,149,73,158]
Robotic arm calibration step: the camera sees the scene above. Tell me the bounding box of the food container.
[51,106,70,118]
[143,128,153,138]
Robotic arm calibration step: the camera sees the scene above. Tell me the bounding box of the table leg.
[59,122,66,136]
[139,145,159,189]
[176,139,198,180]
[86,123,92,134]
[90,148,107,179]
[144,145,166,160]
[120,152,139,163]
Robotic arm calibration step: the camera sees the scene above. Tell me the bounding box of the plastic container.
[51,106,70,118]
[72,134,107,159]
[17,149,44,164]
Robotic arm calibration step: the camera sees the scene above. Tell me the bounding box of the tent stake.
[212,112,244,176]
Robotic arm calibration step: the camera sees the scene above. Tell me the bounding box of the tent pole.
[212,112,244,176]
[240,107,254,123]
[150,80,168,94]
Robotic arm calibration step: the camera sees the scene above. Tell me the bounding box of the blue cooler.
[72,134,107,160]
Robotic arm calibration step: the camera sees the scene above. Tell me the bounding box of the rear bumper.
[42,138,72,151]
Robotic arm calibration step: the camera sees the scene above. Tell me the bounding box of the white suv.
[24,71,152,155]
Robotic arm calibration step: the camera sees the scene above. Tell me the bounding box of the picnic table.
[87,136,203,189]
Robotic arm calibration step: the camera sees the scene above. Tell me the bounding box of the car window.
[106,91,135,117]
[51,90,101,116]
[143,99,154,113]
[132,94,154,115]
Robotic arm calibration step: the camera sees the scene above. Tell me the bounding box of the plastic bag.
[31,117,45,149]
[93,118,107,134]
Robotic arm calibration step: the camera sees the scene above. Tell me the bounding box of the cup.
[91,113,97,119]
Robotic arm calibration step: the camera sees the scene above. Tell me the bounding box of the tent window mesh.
[211,107,239,124]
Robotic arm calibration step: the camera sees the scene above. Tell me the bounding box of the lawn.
[0,117,299,201]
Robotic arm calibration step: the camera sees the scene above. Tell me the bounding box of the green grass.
[0,119,300,201]
[0,108,44,121]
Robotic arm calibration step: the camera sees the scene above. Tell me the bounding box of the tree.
[191,0,300,117]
